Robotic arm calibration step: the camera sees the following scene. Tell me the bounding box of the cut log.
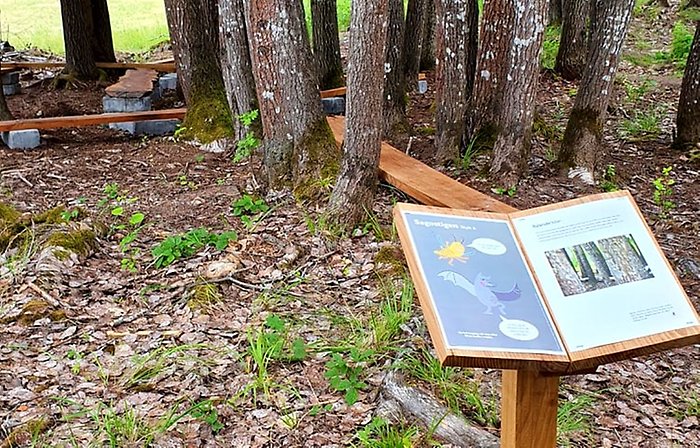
[0,109,186,132]
[105,69,158,98]
[377,371,500,447]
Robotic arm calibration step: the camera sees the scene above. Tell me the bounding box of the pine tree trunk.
[60,0,98,79]
[489,0,549,186]
[327,0,389,228]
[311,0,345,89]
[91,0,116,63]
[434,0,478,163]
[555,0,590,80]
[558,0,634,181]
[546,249,586,296]
[165,0,233,143]
[675,22,700,149]
[465,0,515,143]
[383,0,410,137]
[404,0,426,87]
[584,241,613,285]
[218,0,258,138]
[246,0,340,193]
[420,0,436,70]
[573,245,597,286]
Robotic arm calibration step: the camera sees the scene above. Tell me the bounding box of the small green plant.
[234,109,260,163]
[621,77,657,103]
[187,400,224,433]
[231,194,270,229]
[619,108,663,141]
[173,125,188,141]
[178,174,197,190]
[670,21,693,70]
[117,212,146,273]
[60,208,79,222]
[66,348,83,374]
[600,164,619,192]
[492,186,517,197]
[151,227,237,268]
[460,136,481,170]
[369,279,414,352]
[557,393,596,446]
[324,348,373,405]
[652,166,676,218]
[354,417,420,448]
[194,153,205,163]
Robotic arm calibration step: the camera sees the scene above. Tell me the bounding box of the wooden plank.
[501,370,559,448]
[0,109,186,132]
[1,61,176,72]
[325,115,514,213]
[105,69,158,98]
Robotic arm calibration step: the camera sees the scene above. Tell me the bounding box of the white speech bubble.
[467,238,507,255]
[499,317,539,341]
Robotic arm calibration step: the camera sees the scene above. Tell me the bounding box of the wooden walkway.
[0,109,186,132]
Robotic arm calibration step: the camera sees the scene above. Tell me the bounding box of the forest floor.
[1,5,700,448]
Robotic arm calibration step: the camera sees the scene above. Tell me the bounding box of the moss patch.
[293,118,342,201]
[10,299,67,325]
[44,229,98,257]
[374,244,408,276]
[182,90,234,144]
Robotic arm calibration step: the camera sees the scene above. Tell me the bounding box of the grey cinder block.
[2,129,41,149]
[158,73,178,92]
[102,95,152,113]
[322,97,345,115]
[2,83,20,96]
[109,119,180,136]
[417,80,428,94]
[1,72,20,85]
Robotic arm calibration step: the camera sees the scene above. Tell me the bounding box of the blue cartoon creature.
[438,271,521,315]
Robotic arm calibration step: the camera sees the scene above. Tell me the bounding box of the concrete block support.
[2,129,41,149]
[1,72,19,85]
[102,95,152,113]
[109,119,180,136]
[322,97,345,115]
[2,83,20,96]
[158,73,178,92]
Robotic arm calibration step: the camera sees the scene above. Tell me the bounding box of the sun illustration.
[434,240,469,265]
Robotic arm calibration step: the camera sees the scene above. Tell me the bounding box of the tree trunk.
[584,241,613,285]
[546,249,586,296]
[165,0,233,143]
[404,0,426,87]
[420,0,436,70]
[0,61,12,121]
[489,0,549,187]
[573,244,597,286]
[246,0,340,194]
[434,0,479,163]
[59,0,98,79]
[327,0,389,228]
[90,0,116,63]
[218,0,259,139]
[558,0,634,181]
[383,0,410,138]
[555,0,591,80]
[675,22,700,149]
[548,0,563,25]
[465,0,515,144]
[311,0,345,89]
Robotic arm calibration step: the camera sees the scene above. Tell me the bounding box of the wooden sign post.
[325,116,700,447]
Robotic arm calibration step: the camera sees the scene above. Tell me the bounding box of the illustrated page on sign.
[511,194,699,352]
[401,209,565,355]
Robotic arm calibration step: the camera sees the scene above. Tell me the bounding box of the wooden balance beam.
[0,109,186,132]
[1,61,176,72]
[320,73,427,99]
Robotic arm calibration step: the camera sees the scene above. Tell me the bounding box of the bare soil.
[1,8,699,448]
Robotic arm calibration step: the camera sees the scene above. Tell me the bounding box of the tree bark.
[0,61,12,121]
[546,249,586,296]
[311,0,345,89]
[246,0,340,194]
[59,0,98,79]
[383,0,410,138]
[548,0,564,25]
[420,0,436,70]
[573,244,597,285]
[675,22,700,149]
[165,0,233,143]
[584,241,613,285]
[558,0,634,181]
[90,0,116,63]
[434,0,479,163]
[555,0,591,80]
[404,0,426,87]
[327,0,389,228]
[218,0,259,139]
[465,0,515,144]
[489,0,549,187]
